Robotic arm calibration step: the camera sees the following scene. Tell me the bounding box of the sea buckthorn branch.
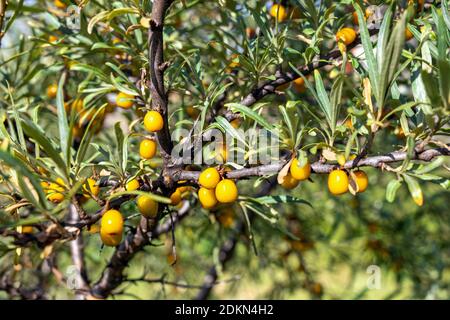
[0,270,46,300]
[0,0,7,44]
[122,273,239,291]
[89,200,191,299]
[195,178,277,300]
[176,145,450,182]
[223,28,380,120]
[68,204,90,298]
[148,0,175,163]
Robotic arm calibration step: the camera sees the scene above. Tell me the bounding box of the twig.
[68,204,90,299]
[223,28,379,116]
[175,145,450,182]
[0,0,8,44]
[148,0,174,163]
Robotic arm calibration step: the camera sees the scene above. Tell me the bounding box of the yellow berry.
[47,192,64,203]
[198,167,221,189]
[83,178,100,198]
[269,4,288,22]
[336,27,357,46]
[328,169,349,195]
[46,84,58,99]
[136,195,159,218]
[48,35,58,43]
[280,173,299,190]
[116,92,135,109]
[290,158,311,181]
[405,26,414,41]
[354,170,368,193]
[54,0,67,9]
[100,209,124,241]
[293,77,306,93]
[21,226,34,234]
[198,187,218,209]
[126,179,140,191]
[170,190,182,206]
[215,179,238,203]
[139,139,157,159]
[144,111,164,132]
[100,231,122,246]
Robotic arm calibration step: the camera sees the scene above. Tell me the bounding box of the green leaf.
[314,70,332,125]
[415,157,445,174]
[226,103,275,132]
[252,195,312,207]
[386,179,402,203]
[378,12,406,108]
[114,122,128,174]
[354,2,379,102]
[70,63,109,82]
[214,116,247,147]
[0,151,47,210]
[21,120,67,177]
[75,104,107,170]
[403,174,423,206]
[56,73,70,166]
[330,73,344,133]
[108,190,171,204]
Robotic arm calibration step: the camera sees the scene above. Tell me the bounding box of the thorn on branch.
[158,61,170,72]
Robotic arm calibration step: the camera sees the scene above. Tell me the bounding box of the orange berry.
[83,178,100,198]
[269,4,288,22]
[116,92,135,109]
[198,187,218,209]
[21,226,34,234]
[405,27,414,41]
[328,169,349,195]
[139,139,157,159]
[245,27,256,39]
[136,195,159,218]
[144,111,164,132]
[230,118,241,129]
[185,106,200,119]
[280,173,299,190]
[101,209,123,235]
[215,179,238,203]
[125,179,140,191]
[46,84,58,99]
[170,190,182,206]
[290,158,311,181]
[293,77,306,93]
[354,170,368,193]
[198,167,221,189]
[336,27,357,46]
[71,98,84,112]
[48,35,58,43]
[54,0,67,9]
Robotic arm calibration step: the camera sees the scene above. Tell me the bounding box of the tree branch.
[148,0,174,163]
[223,28,379,118]
[89,200,191,299]
[195,178,277,300]
[176,146,450,182]
[68,204,90,298]
[0,0,7,44]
